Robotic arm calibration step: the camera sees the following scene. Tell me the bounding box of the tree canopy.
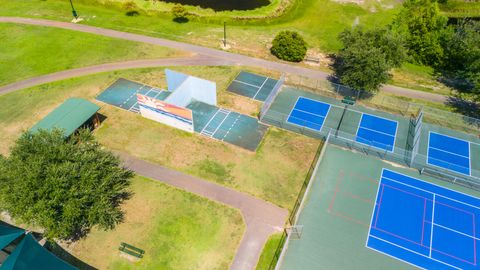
[440,20,480,95]
[270,31,308,62]
[333,28,406,93]
[393,0,448,66]
[0,129,133,240]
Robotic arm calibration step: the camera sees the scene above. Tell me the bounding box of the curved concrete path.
[118,153,288,270]
[0,17,447,103]
[0,56,232,95]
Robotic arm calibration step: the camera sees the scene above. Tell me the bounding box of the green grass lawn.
[0,66,319,209]
[58,175,244,270]
[389,63,453,95]
[0,0,400,54]
[255,233,284,270]
[0,23,185,86]
[0,0,450,94]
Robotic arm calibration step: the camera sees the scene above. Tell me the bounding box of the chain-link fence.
[284,74,480,134]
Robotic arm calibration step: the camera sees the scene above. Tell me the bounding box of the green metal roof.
[0,234,78,270]
[30,98,100,137]
[0,224,24,250]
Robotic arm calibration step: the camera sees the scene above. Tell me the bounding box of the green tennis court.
[226,71,279,101]
[277,144,480,270]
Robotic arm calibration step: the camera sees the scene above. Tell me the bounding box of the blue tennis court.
[286,96,331,131]
[428,132,471,176]
[367,169,480,270]
[355,114,398,152]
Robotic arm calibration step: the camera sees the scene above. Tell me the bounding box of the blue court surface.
[356,114,398,152]
[367,169,480,270]
[286,96,331,131]
[428,132,471,176]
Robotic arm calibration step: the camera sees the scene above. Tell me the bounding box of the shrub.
[270,31,307,62]
[172,4,188,19]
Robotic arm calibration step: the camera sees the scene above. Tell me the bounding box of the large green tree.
[0,129,133,240]
[393,0,448,66]
[333,28,406,93]
[440,20,480,95]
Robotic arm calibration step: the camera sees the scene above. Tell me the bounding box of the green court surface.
[261,86,410,156]
[278,144,480,270]
[187,101,268,151]
[226,71,279,102]
[96,78,170,113]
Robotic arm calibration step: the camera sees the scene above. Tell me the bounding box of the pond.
[162,0,271,11]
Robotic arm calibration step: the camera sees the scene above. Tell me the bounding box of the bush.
[172,4,188,19]
[270,31,307,62]
[122,1,137,11]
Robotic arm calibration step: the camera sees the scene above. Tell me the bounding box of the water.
[162,0,271,11]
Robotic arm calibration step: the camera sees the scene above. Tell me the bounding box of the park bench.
[341,96,356,105]
[119,242,145,258]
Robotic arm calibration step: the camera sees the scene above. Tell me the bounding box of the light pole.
[69,0,78,19]
[223,22,227,47]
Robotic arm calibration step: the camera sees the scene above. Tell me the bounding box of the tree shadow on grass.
[173,17,189,23]
[125,10,140,17]
[445,95,480,120]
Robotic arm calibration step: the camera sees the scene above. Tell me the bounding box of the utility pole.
[223,22,227,47]
[69,0,78,19]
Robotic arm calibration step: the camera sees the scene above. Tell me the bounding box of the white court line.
[252,77,269,100]
[432,222,480,241]
[221,114,241,141]
[365,170,385,247]
[233,79,262,90]
[368,235,462,270]
[358,126,397,138]
[429,132,471,158]
[365,245,428,270]
[200,109,225,135]
[429,194,436,258]
[285,96,328,132]
[211,111,231,138]
[355,113,399,152]
[429,146,471,159]
[381,169,480,210]
[426,132,472,176]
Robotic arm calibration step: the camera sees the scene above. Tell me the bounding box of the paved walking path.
[0,17,448,103]
[119,153,288,270]
[0,56,232,95]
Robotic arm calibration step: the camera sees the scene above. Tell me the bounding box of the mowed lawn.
[62,175,244,270]
[0,0,447,92]
[0,23,185,86]
[0,66,319,209]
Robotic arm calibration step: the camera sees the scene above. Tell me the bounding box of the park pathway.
[0,56,232,95]
[0,17,448,103]
[118,152,288,270]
